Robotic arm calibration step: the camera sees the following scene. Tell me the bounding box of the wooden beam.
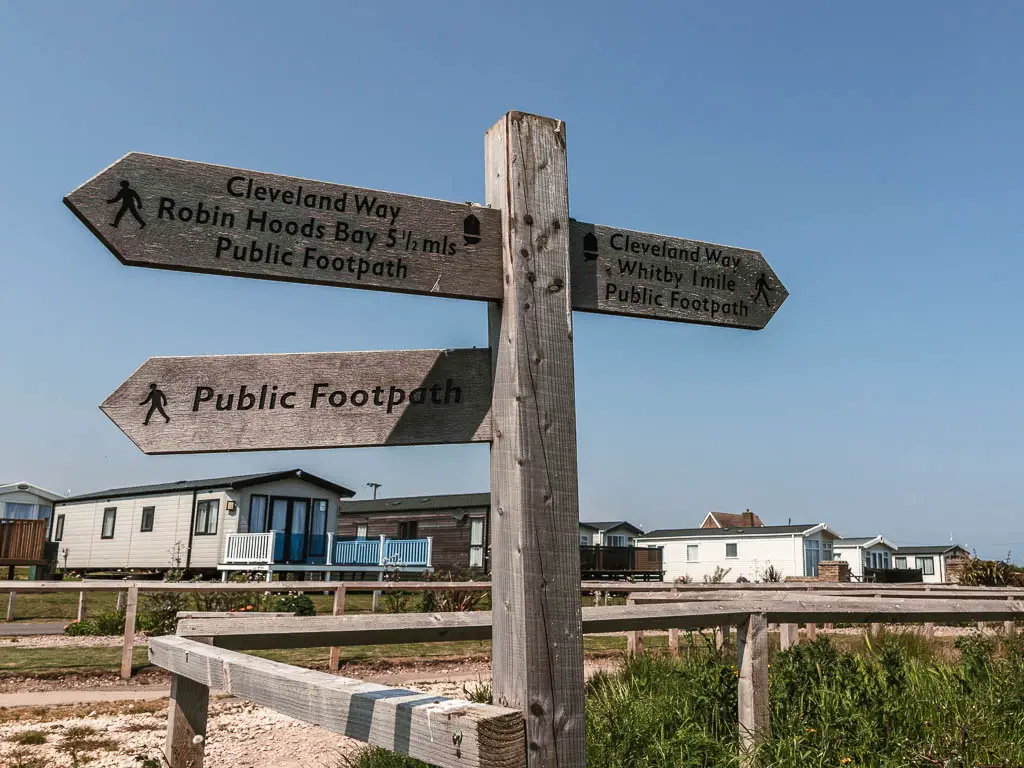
[625,597,642,656]
[668,628,680,657]
[486,110,585,768]
[5,591,15,622]
[329,584,346,671]
[173,597,1024,651]
[150,637,526,768]
[737,613,770,763]
[120,584,139,680]
[77,590,88,622]
[806,622,817,641]
[165,673,209,768]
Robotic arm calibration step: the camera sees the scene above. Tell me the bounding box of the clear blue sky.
[2,2,1021,558]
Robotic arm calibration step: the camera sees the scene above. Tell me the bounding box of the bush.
[64,611,125,636]
[272,593,316,616]
[957,555,1024,587]
[8,730,46,745]
[419,567,487,612]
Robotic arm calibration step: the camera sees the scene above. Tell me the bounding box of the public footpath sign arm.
[101,348,492,454]
[570,221,788,329]
[64,153,503,302]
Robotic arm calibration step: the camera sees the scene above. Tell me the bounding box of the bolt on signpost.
[66,111,787,768]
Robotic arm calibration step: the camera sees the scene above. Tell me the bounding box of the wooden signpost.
[68,111,788,768]
[101,348,492,454]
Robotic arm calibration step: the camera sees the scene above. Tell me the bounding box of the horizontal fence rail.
[151,636,525,768]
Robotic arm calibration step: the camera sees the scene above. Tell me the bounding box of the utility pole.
[366,482,382,500]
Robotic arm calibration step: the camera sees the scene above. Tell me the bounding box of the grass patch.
[7,729,46,745]
[344,631,1024,767]
[57,724,117,759]
[5,747,47,768]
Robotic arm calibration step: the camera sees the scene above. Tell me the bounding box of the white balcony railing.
[223,531,276,564]
[222,532,432,569]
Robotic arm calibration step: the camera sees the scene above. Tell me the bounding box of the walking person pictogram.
[752,272,773,308]
[108,180,146,229]
[140,383,170,425]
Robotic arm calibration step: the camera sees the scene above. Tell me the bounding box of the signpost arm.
[486,111,586,767]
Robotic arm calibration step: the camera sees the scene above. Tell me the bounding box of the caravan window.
[101,508,116,539]
[140,506,155,532]
[194,500,219,535]
[308,499,328,557]
[469,518,485,568]
[248,495,268,533]
[54,514,65,542]
[916,556,935,575]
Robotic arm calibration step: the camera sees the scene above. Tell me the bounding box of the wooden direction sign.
[570,220,787,330]
[65,153,503,302]
[101,348,492,454]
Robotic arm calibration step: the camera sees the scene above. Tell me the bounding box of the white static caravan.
[895,544,969,584]
[0,482,64,536]
[834,536,897,581]
[638,523,842,583]
[53,469,364,579]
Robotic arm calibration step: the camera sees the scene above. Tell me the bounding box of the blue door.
[270,498,308,563]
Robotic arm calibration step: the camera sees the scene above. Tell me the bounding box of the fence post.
[737,612,770,764]
[120,584,139,680]
[328,584,346,671]
[780,623,799,650]
[5,591,15,622]
[716,624,730,651]
[923,622,935,641]
[668,628,680,657]
[807,622,817,641]
[77,590,88,622]
[165,673,209,768]
[116,590,126,613]
[626,597,643,656]
[486,111,586,768]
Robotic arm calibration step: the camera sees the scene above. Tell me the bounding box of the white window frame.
[725,542,738,559]
[686,544,699,562]
[469,517,485,568]
[54,514,65,542]
[895,556,907,569]
[916,556,935,575]
[356,524,368,539]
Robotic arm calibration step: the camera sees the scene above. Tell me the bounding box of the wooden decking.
[0,520,48,565]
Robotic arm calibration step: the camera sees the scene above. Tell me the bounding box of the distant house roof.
[836,536,896,550]
[702,510,765,528]
[580,521,644,535]
[0,483,65,502]
[897,544,968,556]
[340,492,490,515]
[641,523,839,540]
[57,469,355,504]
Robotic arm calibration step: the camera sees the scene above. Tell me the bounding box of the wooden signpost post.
[68,111,787,768]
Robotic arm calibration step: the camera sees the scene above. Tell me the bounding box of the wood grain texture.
[5,592,14,622]
[65,153,503,303]
[737,613,770,761]
[77,591,88,622]
[668,628,680,656]
[101,348,492,454]
[486,112,586,768]
[150,636,526,768]
[570,220,788,330]
[165,673,208,768]
[120,585,139,680]
[329,584,347,671]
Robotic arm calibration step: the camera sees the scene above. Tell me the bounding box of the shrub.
[7,730,46,745]
[272,593,316,616]
[703,566,731,584]
[420,567,487,612]
[957,555,1024,587]
[64,611,125,636]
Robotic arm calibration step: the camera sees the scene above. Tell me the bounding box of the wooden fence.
[3,578,1024,683]
[154,590,1024,768]
[0,520,48,567]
